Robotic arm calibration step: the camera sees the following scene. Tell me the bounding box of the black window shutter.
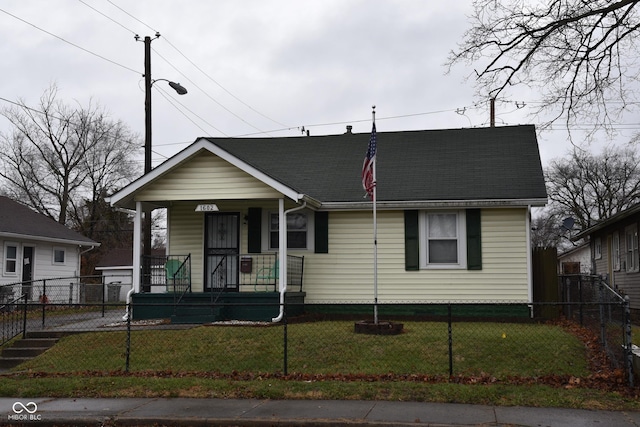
[404,210,420,271]
[466,209,482,270]
[247,207,262,253]
[314,211,329,253]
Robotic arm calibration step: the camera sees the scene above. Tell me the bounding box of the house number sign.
[195,204,219,212]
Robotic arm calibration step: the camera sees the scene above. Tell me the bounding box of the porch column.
[278,198,287,293]
[132,201,143,293]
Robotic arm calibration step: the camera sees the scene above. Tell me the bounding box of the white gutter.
[320,198,548,210]
[0,232,99,247]
[272,199,307,322]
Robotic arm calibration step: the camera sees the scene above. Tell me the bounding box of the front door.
[22,246,34,299]
[204,213,240,292]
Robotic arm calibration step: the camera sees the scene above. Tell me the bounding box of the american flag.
[361,122,377,199]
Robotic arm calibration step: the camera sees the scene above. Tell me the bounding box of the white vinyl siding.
[168,202,206,292]
[135,151,283,202]
[167,203,531,302]
[301,208,530,303]
[0,240,80,286]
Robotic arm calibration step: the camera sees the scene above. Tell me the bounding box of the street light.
[145,77,188,172]
[137,33,188,291]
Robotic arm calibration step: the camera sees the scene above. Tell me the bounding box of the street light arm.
[151,79,188,95]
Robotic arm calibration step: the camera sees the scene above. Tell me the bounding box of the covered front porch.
[132,252,306,323]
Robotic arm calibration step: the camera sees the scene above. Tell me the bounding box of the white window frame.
[53,247,66,265]
[594,237,602,260]
[625,225,639,273]
[419,210,467,269]
[266,210,314,251]
[3,242,18,277]
[612,232,621,272]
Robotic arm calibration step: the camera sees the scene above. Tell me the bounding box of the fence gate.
[532,247,558,318]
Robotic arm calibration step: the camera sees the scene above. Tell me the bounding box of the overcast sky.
[0,0,635,172]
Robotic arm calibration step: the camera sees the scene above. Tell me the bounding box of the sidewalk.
[1,397,639,426]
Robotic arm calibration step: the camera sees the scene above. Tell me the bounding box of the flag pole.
[372,106,378,325]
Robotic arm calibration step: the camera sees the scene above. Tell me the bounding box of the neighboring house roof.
[110,125,548,209]
[573,202,640,240]
[96,248,165,269]
[557,242,590,260]
[0,196,98,246]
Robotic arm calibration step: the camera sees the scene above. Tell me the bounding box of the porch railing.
[140,253,303,295]
[141,254,191,296]
[0,293,28,346]
[208,253,304,293]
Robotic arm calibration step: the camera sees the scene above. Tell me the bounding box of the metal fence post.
[283,304,288,376]
[448,303,453,377]
[125,302,131,373]
[41,279,46,328]
[21,293,28,340]
[624,296,634,387]
[102,275,106,318]
[598,279,607,348]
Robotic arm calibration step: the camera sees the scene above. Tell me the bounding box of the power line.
[105,0,287,133]
[106,0,156,33]
[151,47,271,136]
[154,85,228,136]
[77,0,137,35]
[162,36,289,129]
[0,7,140,75]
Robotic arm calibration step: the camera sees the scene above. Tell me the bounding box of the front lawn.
[2,320,637,410]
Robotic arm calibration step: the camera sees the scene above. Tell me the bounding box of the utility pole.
[135,32,187,292]
[139,33,159,292]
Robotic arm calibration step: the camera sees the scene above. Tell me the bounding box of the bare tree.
[447,0,640,132]
[0,85,141,226]
[545,145,640,231]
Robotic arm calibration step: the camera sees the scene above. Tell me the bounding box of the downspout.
[272,199,307,322]
[124,201,143,321]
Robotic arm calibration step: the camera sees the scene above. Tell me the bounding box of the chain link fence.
[559,274,633,381]
[0,275,635,387]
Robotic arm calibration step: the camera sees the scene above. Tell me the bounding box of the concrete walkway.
[1,397,639,426]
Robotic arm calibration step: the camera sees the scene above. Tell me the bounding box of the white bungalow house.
[0,196,99,302]
[108,125,547,322]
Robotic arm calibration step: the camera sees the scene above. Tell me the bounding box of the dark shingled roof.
[96,248,166,268]
[207,125,547,203]
[0,196,97,245]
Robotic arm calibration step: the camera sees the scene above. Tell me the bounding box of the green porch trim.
[131,292,306,323]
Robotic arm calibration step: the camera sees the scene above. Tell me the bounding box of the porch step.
[12,338,59,348]
[25,331,68,339]
[0,335,60,369]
